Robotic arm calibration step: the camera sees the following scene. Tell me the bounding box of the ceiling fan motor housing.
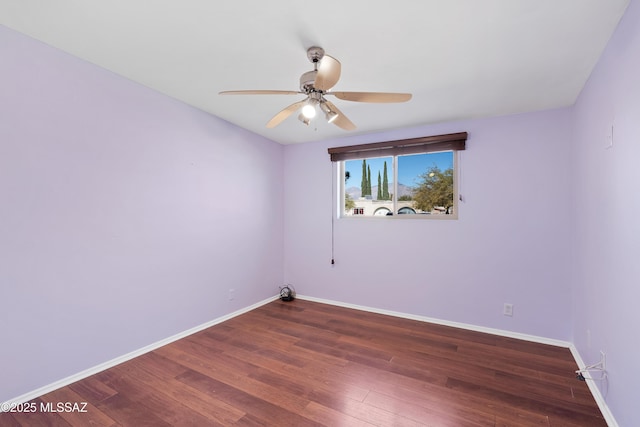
[300,70,318,92]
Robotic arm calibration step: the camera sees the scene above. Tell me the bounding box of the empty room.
[1,1,639,426]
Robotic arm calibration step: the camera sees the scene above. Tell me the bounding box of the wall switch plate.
[503,303,513,317]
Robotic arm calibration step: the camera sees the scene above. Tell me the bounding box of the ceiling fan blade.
[330,91,412,103]
[266,99,308,128]
[314,55,341,91]
[219,90,301,96]
[324,100,356,131]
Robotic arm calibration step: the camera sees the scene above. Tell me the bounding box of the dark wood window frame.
[328,132,467,162]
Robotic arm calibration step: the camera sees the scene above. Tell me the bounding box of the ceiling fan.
[219,47,412,131]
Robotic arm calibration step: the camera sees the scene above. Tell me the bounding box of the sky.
[344,151,453,189]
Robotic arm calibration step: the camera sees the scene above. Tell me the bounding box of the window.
[329,132,467,219]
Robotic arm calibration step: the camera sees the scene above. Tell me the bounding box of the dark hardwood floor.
[2,299,606,426]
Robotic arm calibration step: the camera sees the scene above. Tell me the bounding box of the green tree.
[377,171,382,200]
[360,160,367,197]
[413,166,454,213]
[345,194,356,210]
[367,165,372,196]
[382,161,390,200]
[345,170,355,210]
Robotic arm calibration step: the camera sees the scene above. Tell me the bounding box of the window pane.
[397,151,455,215]
[343,156,393,217]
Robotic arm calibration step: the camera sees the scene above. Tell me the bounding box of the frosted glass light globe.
[302,104,316,119]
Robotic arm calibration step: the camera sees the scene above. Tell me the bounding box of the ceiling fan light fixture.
[297,113,310,126]
[320,101,339,123]
[301,103,316,119]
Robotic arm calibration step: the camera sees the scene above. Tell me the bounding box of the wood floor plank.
[301,401,377,427]
[364,389,495,427]
[67,375,118,405]
[445,376,605,426]
[1,299,607,426]
[175,368,323,426]
[225,340,372,403]
[95,393,173,427]
[103,370,221,426]
[371,380,553,427]
[324,396,427,427]
[113,351,247,424]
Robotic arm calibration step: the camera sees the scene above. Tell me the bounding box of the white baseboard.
[297,294,618,427]
[1,295,279,412]
[296,294,571,347]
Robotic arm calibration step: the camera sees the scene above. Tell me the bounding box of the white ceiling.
[0,1,629,145]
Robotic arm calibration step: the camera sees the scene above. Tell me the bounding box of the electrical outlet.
[503,303,513,317]
[600,351,606,371]
[228,288,235,301]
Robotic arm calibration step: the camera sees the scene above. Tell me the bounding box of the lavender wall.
[571,0,640,425]
[0,26,284,402]
[3,0,638,421]
[283,108,573,340]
